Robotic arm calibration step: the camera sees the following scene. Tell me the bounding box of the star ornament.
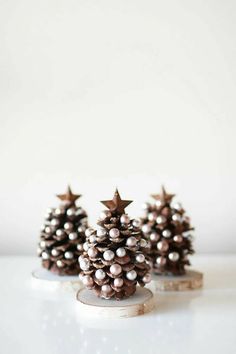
[151,185,175,203]
[57,185,81,204]
[101,189,132,214]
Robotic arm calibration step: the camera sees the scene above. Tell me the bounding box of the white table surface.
[1,255,236,354]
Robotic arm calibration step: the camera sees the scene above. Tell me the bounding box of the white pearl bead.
[103,250,115,261]
[157,240,169,252]
[101,284,112,293]
[78,255,84,262]
[142,224,151,233]
[155,200,162,207]
[95,269,106,280]
[97,228,107,237]
[66,208,75,216]
[51,218,59,226]
[126,270,137,281]
[89,235,96,243]
[110,264,122,275]
[37,247,41,255]
[114,278,124,287]
[85,228,94,237]
[156,216,166,224]
[140,239,147,247]
[77,244,83,251]
[109,228,120,238]
[56,260,63,267]
[126,237,137,247]
[150,232,159,242]
[56,229,64,237]
[162,229,171,238]
[100,210,112,220]
[69,232,78,240]
[45,226,51,234]
[42,251,49,260]
[142,203,150,210]
[55,208,63,215]
[46,207,53,214]
[142,273,151,283]
[120,214,130,224]
[83,242,89,251]
[51,249,59,256]
[64,251,73,259]
[78,225,86,233]
[136,254,145,263]
[80,259,90,270]
[156,256,166,266]
[83,275,94,287]
[64,222,73,230]
[116,247,126,257]
[132,219,141,228]
[172,202,182,211]
[168,252,180,262]
[88,248,98,258]
[148,212,157,221]
[40,241,46,248]
[172,214,182,222]
[173,235,183,243]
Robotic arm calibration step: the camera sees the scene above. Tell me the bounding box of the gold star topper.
[151,185,175,203]
[101,189,132,214]
[57,185,81,204]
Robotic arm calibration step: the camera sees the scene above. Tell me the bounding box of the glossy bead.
[142,203,150,210]
[101,284,112,293]
[103,250,115,261]
[126,270,137,281]
[116,248,126,257]
[82,275,94,287]
[42,251,49,260]
[150,232,159,242]
[78,225,86,233]
[157,240,169,252]
[172,214,182,222]
[173,235,183,243]
[110,264,122,276]
[55,208,63,215]
[85,228,94,237]
[148,212,157,221]
[109,228,120,238]
[97,228,107,237]
[168,252,180,262]
[142,273,151,283]
[66,208,76,216]
[51,218,59,226]
[45,226,51,234]
[140,239,147,248]
[114,278,124,287]
[89,235,96,243]
[80,258,90,270]
[136,254,145,263]
[64,251,73,259]
[64,222,73,230]
[120,214,130,224]
[155,200,162,207]
[173,202,182,211]
[40,241,46,248]
[77,244,83,251]
[142,224,151,233]
[56,260,63,267]
[69,232,78,240]
[51,249,59,257]
[87,248,98,258]
[156,216,166,224]
[133,219,141,228]
[126,237,137,247]
[56,229,64,237]
[83,242,89,251]
[95,269,106,280]
[162,229,171,238]
[156,256,166,266]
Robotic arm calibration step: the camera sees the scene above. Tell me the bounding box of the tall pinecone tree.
[38,186,88,275]
[79,189,151,300]
[141,186,194,275]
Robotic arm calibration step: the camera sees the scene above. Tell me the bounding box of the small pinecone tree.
[79,189,151,300]
[141,186,194,275]
[38,186,88,275]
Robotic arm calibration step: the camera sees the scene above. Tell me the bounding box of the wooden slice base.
[76,287,154,319]
[31,268,82,293]
[148,270,203,291]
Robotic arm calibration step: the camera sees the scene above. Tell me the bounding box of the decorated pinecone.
[79,189,151,300]
[141,186,194,275]
[38,186,88,275]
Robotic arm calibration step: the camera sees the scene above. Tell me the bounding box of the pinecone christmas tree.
[79,189,151,300]
[38,186,88,275]
[141,186,194,275]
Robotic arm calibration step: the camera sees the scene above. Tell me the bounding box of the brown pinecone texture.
[141,188,194,275]
[38,189,88,275]
[79,211,151,300]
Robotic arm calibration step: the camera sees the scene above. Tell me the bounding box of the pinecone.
[79,189,151,300]
[38,186,88,275]
[141,186,194,276]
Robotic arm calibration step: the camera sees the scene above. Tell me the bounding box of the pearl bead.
[89,235,97,243]
[168,252,180,262]
[126,237,137,247]
[45,226,51,234]
[172,214,182,222]
[101,284,112,293]
[120,214,130,224]
[142,224,151,233]
[103,250,115,261]
[51,218,59,226]
[157,240,169,252]
[64,251,73,259]
[140,239,147,248]
[56,260,63,267]
[126,270,137,281]
[37,247,41,255]
[80,258,90,270]
[85,228,94,237]
[150,232,159,242]
[55,208,64,215]
[83,242,89,251]
[132,219,141,228]
[82,275,94,287]
[155,200,162,207]
[78,226,86,233]
[173,235,183,243]
[114,278,124,287]
[148,212,157,221]
[100,210,112,220]
[95,269,106,280]
[142,203,150,210]
[78,255,84,262]
[116,247,126,257]
[173,202,182,211]
[136,254,145,263]
[51,249,59,256]
[66,208,75,216]
[156,216,166,224]
[77,244,83,251]
[42,251,49,260]
[142,273,151,283]
[110,264,122,275]
[88,248,98,258]
[56,229,65,237]
[40,241,46,248]
[162,229,171,238]
[97,228,107,237]
[46,207,53,214]
[64,222,73,230]
[69,232,78,240]
[156,256,166,266]
[109,228,120,238]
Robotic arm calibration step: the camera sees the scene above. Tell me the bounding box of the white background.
[0,0,235,255]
